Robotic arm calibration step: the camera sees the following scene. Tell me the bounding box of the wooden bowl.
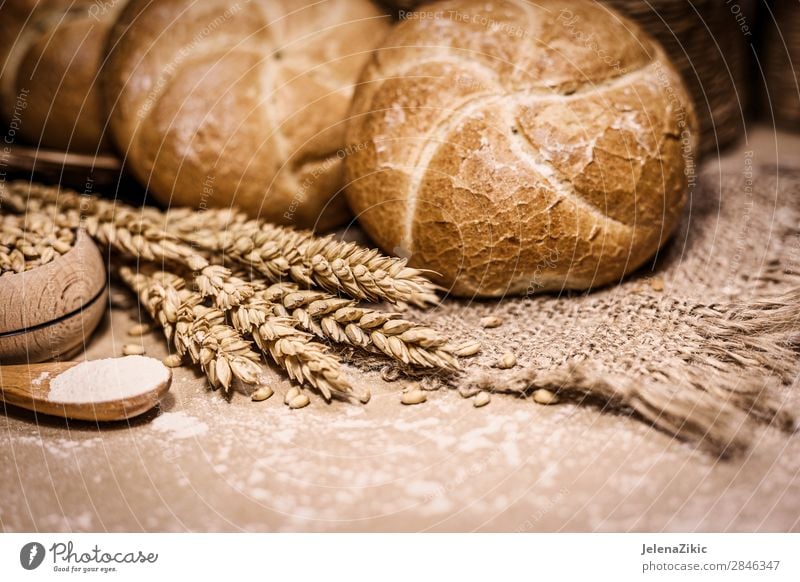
[0,231,107,363]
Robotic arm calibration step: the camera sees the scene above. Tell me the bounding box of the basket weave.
[762,1,800,131]
[601,0,753,155]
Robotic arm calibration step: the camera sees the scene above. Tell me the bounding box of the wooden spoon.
[0,359,171,421]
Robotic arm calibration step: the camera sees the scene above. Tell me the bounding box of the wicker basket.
[762,0,800,131]
[601,0,754,155]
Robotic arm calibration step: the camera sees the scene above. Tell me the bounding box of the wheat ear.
[119,266,263,392]
[4,183,211,271]
[10,181,441,306]
[5,183,266,310]
[166,207,440,306]
[8,182,457,390]
[230,294,364,402]
[262,282,459,371]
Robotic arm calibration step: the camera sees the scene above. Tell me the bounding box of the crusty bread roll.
[345,0,698,297]
[103,0,389,230]
[0,0,121,152]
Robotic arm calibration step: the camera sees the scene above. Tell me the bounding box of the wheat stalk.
[230,294,363,402]
[119,266,263,392]
[300,235,441,306]
[120,264,360,401]
[5,181,460,398]
[4,183,210,271]
[9,181,440,306]
[262,282,460,371]
[161,207,441,306]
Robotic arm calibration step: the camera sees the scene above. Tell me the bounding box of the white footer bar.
[1,533,797,581]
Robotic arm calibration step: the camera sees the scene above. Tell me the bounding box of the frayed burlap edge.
[464,288,799,457]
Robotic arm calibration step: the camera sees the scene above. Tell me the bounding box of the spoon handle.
[0,362,77,396]
[0,361,169,421]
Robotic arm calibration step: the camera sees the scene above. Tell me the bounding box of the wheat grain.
[495,352,517,369]
[400,388,427,405]
[288,393,310,409]
[127,323,151,336]
[0,212,75,274]
[122,344,145,356]
[251,386,274,402]
[473,391,491,407]
[532,388,559,405]
[162,354,183,368]
[458,385,482,399]
[452,340,482,357]
[284,387,301,405]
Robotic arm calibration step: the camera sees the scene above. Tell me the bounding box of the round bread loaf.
[345,0,698,297]
[0,0,121,152]
[103,0,390,230]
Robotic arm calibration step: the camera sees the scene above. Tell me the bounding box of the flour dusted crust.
[345,0,698,297]
[0,0,120,152]
[103,0,389,230]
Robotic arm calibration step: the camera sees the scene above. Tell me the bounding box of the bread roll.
[0,0,121,152]
[345,0,698,297]
[103,0,389,230]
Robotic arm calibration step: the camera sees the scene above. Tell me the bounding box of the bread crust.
[345,0,698,297]
[103,0,389,230]
[0,0,118,152]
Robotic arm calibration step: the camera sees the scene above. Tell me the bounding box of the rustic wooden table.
[2,127,799,532]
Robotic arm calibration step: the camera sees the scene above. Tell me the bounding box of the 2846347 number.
[729,560,780,571]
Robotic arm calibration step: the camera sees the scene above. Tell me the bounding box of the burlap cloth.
[387,160,800,456]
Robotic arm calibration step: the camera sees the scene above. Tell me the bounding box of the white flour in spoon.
[47,356,170,403]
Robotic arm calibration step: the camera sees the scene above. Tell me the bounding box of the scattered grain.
[162,354,183,368]
[453,340,482,357]
[288,393,310,409]
[458,385,482,399]
[533,388,560,405]
[650,277,665,292]
[401,389,427,405]
[473,391,491,408]
[127,323,152,336]
[480,316,503,329]
[495,352,517,369]
[122,344,145,356]
[284,387,301,405]
[251,386,274,402]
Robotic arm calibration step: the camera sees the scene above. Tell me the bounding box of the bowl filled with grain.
[0,223,107,364]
